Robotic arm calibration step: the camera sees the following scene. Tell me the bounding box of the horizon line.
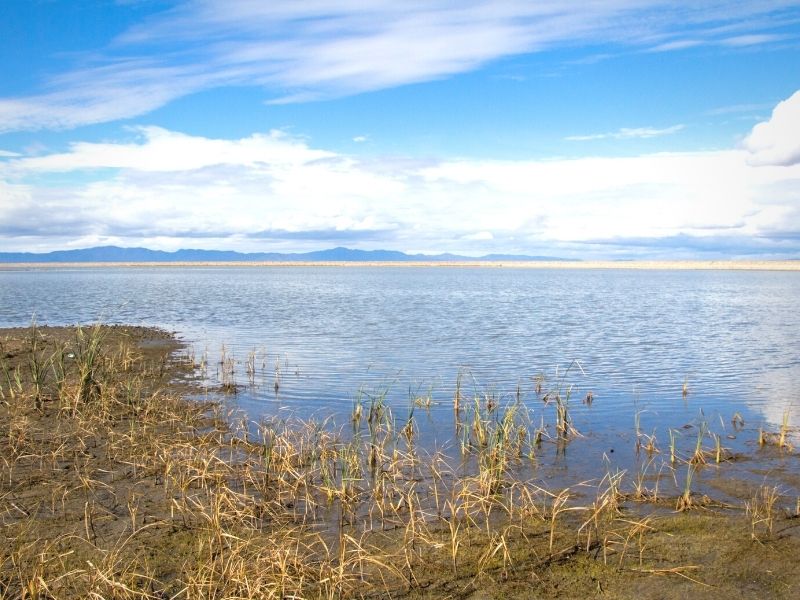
[2,260,799,272]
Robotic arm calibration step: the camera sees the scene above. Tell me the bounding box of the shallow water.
[2,266,799,492]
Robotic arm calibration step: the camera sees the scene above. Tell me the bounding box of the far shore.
[1,259,799,271]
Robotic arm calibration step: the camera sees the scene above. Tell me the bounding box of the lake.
[2,266,799,493]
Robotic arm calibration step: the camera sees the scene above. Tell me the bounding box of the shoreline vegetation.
[1,259,800,270]
[2,325,799,598]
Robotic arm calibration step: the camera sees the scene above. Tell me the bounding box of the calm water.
[2,266,799,490]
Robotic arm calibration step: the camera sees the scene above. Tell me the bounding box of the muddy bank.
[1,325,799,599]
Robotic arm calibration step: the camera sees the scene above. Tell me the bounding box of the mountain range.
[0,246,572,263]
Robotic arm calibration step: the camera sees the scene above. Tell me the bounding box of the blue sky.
[1,1,799,258]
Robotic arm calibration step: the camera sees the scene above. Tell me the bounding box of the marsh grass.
[27,319,50,411]
[2,325,799,598]
[746,484,781,541]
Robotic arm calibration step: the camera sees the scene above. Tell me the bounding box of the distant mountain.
[0,245,574,263]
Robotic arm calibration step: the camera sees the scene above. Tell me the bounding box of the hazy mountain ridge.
[0,246,574,263]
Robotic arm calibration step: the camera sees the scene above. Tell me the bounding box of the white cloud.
[1,1,797,131]
[463,231,494,241]
[648,32,791,52]
[648,39,705,52]
[8,126,333,173]
[2,125,800,257]
[566,124,684,141]
[352,135,368,143]
[0,128,406,247]
[720,33,789,46]
[742,89,800,166]
[706,102,775,116]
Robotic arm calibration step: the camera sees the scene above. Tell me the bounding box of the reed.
[0,351,16,401]
[758,411,794,451]
[548,487,573,554]
[27,319,50,410]
[579,468,625,551]
[73,324,106,408]
[712,432,730,464]
[746,485,780,540]
[555,392,570,439]
[453,370,463,413]
[351,388,364,427]
[273,356,282,393]
[731,412,744,431]
[668,428,678,465]
[778,410,792,451]
[632,457,659,502]
[689,422,707,465]
[676,465,695,511]
[246,348,257,384]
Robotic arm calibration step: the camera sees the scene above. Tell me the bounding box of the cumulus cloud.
[0,129,406,250]
[2,126,800,257]
[742,89,800,166]
[1,1,797,131]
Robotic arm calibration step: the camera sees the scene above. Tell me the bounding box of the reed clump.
[746,484,781,541]
[758,411,794,451]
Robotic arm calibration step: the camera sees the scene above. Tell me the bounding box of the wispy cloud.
[1,1,797,132]
[706,102,776,116]
[720,33,790,46]
[648,39,705,52]
[565,124,685,141]
[648,32,792,52]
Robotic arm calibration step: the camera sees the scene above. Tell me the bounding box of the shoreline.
[2,259,799,271]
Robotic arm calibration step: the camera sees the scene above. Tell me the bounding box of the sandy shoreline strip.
[1,259,799,270]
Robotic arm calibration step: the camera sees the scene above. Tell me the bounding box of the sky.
[0,1,799,259]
